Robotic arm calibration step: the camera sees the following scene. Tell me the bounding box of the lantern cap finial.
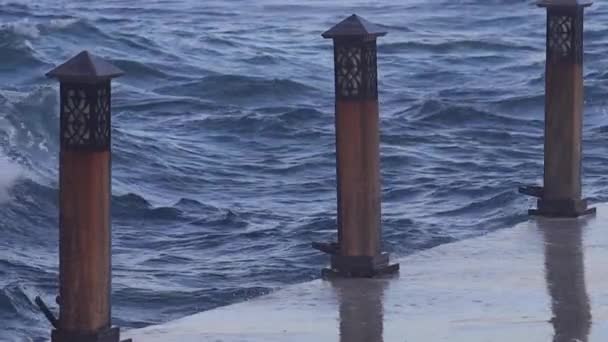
[46,50,124,81]
[322,14,387,39]
[537,0,592,8]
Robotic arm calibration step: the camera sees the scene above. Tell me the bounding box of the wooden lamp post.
[520,0,595,217]
[313,15,398,277]
[45,51,126,342]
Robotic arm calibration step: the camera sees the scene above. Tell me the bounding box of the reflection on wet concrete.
[332,279,387,342]
[538,218,592,342]
[124,204,608,342]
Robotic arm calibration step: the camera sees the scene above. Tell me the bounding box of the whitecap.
[0,156,22,203]
[48,18,79,29]
[0,19,40,39]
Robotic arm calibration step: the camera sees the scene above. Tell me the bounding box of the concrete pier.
[123,203,608,342]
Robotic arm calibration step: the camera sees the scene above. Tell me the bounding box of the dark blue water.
[1,0,608,340]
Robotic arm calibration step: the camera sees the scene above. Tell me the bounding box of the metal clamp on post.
[51,327,122,342]
[326,253,399,278]
[518,185,544,198]
[35,296,59,328]
[36,296,132,342]
[312,242,339,255]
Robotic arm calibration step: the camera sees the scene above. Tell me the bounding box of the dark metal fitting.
[530,198,596,218]
[35,296,59,328]
[519,185,544,198]
[51,327,131,342]
[312,241,340,255]
[322,253,399,278]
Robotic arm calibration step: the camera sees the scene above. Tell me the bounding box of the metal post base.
[321,253,399,278]
[519,185,595,218]
[530,198,596,218]
[52,327,131,342]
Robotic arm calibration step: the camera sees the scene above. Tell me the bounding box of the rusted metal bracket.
[36,296,131,342]
[35,296,59,329]
[530,198,596,218]
[324,253,399,278]
[519,185,544,198]
[312,241,339,255]
[51,327,132,342]
[313,243,399,277]
[519,185,595,217]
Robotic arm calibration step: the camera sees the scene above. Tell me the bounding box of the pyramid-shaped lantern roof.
[322,14,387,39]
[537,0,593,8]
[46,51,124,82]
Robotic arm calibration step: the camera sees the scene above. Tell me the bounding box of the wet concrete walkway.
[125,204,608,341]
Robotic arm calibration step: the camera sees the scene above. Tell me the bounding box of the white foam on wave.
[0,156,22,204]
[0,19,40,39]
[1,17,80,43]
[49,18,79,29]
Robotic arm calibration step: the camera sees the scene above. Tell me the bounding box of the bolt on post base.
[529,198,596,218]
[51,327,131,342]
[321,253,399,279]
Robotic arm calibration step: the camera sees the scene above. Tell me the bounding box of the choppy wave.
[3,1,608,340]
[0,23,43,66]
[381,39,537,54]
[110,59,173,79]
[39,17,111,39]
[0,283,35,318]
[156,75,319,103]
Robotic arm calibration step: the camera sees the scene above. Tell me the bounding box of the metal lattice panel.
[94,85,111,144]
[62,87,91,146]
[60,82,111,150]
[547,9,583,64]
[363,41,378,97]
[334,40,378,100]
[549,15,573,57]
[336,45,363,98]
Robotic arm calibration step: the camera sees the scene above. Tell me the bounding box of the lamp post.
[313,15,398,278]
[520,0,595,217]
[46,51,125,342]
